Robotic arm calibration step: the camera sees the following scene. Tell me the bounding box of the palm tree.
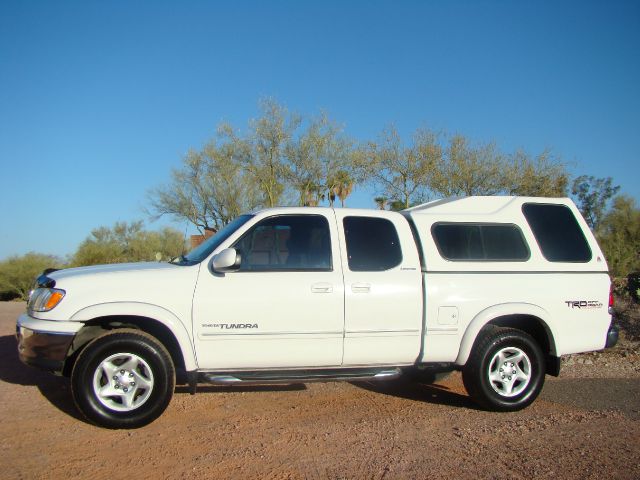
[328,170,354,207]
[374,196,388,210]
[303,184,325,207]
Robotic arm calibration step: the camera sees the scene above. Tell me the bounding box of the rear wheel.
[71,329,175,429]
[463,326,545,411]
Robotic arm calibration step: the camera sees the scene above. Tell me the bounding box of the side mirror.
[211,248,241,272]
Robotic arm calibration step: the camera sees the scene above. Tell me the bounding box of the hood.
[49,262,181,283]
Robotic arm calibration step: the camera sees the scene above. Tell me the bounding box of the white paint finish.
[71,302,199,371]
[37,262,199,325]
[408,196,612,365]
[37,262,200,370]
[341,334,420,365]
[406,196,608,273]
[17,313,84,334]
[192,269,345,368]
[21,197,614,378]
[194,334,344,369]
[192,210,346,369]
[419,272,611,364]
[333,209,423,365]
[437,306,459,325]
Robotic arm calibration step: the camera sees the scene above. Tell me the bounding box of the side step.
[199,367,402,386]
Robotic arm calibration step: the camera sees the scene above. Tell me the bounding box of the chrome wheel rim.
[487,347,531,398]
[92,353,154,412]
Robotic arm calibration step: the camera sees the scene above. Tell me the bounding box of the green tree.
[597,195,640,277]
[72,221,185,266]
[328,169,354,207]
[374,196,388,210]
[148,125,260,232]
[362,126,441,210]
[506,149,569,197]
[0,253,62,300]
[284,113,352,206]
[571,175,620,230]
[246,98,301,207]
[430,135,503,197]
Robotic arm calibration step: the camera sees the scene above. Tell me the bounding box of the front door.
[192,213,345,369]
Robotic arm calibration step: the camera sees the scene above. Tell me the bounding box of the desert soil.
[1,301,638,480]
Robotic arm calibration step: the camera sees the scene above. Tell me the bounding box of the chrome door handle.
[351,283,371,293]
[311,282,333,293]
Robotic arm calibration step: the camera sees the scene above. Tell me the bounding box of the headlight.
[28,288,66,312]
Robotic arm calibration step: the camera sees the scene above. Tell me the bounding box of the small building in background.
[190,228,216,250]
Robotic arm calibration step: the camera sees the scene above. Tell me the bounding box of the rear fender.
[455,303,555,366]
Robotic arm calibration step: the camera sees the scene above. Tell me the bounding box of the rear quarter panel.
[407,197,612,364]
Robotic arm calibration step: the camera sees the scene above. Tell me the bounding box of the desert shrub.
[0,253,62,300]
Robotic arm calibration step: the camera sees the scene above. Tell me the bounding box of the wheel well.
[63,315,186,377]
[486,314,560,376]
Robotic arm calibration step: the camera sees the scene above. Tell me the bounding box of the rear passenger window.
[522,203,592,262]
[343,217,402,271]
[432,224,530,261]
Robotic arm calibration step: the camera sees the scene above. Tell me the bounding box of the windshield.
[178,214,254,265]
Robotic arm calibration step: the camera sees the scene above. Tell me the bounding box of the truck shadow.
[353,378,480,410]
[2,330,476,420]
[0,334,87,423]
[1,334,306,422]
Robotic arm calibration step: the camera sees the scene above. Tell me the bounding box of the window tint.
[522,203,592,262]
[343,217,402,271]
[233,215,332,271]
[432,224,530,261]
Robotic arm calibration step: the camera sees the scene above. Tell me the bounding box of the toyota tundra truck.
[16,196,618,428]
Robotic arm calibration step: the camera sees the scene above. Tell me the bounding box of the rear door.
[333,211,423,365]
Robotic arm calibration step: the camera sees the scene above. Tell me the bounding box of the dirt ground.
[1,301,639,480]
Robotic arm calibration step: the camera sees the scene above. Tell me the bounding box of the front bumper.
[16,313,82,375]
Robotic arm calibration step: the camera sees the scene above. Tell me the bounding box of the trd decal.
[201,323,259,329]
[565,300,603,309]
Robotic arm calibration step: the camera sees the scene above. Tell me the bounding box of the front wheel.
[71,329,175,429]
[462,326,545,411]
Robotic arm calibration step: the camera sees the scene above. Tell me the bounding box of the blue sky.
[1,0,638,259]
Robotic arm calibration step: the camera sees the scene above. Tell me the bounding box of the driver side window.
[232,215,332,271]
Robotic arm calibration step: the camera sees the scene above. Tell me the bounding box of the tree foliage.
[597,195,640,277]
[571,175,620,230]
[142,98,639,279]
[148,125,260,232]
[246,99,301,207]
[430,135,503,197]
[284,113,353,206]
[362,127,568,208]
[359,126,441,209]
[506,149,568,197]
[0,253,62,300]
[72,221,185,266]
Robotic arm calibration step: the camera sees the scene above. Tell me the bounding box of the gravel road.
[2,301,639,479]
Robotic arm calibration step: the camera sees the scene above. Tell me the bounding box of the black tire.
[462,326,545,411]
[71,329,175,429]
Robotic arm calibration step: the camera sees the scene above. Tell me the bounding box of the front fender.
[455,303,554,366]
[71,302,197,371]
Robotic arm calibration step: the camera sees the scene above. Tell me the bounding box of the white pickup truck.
[17,196,618,428]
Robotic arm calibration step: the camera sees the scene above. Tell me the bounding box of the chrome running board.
[199,367,402,386]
